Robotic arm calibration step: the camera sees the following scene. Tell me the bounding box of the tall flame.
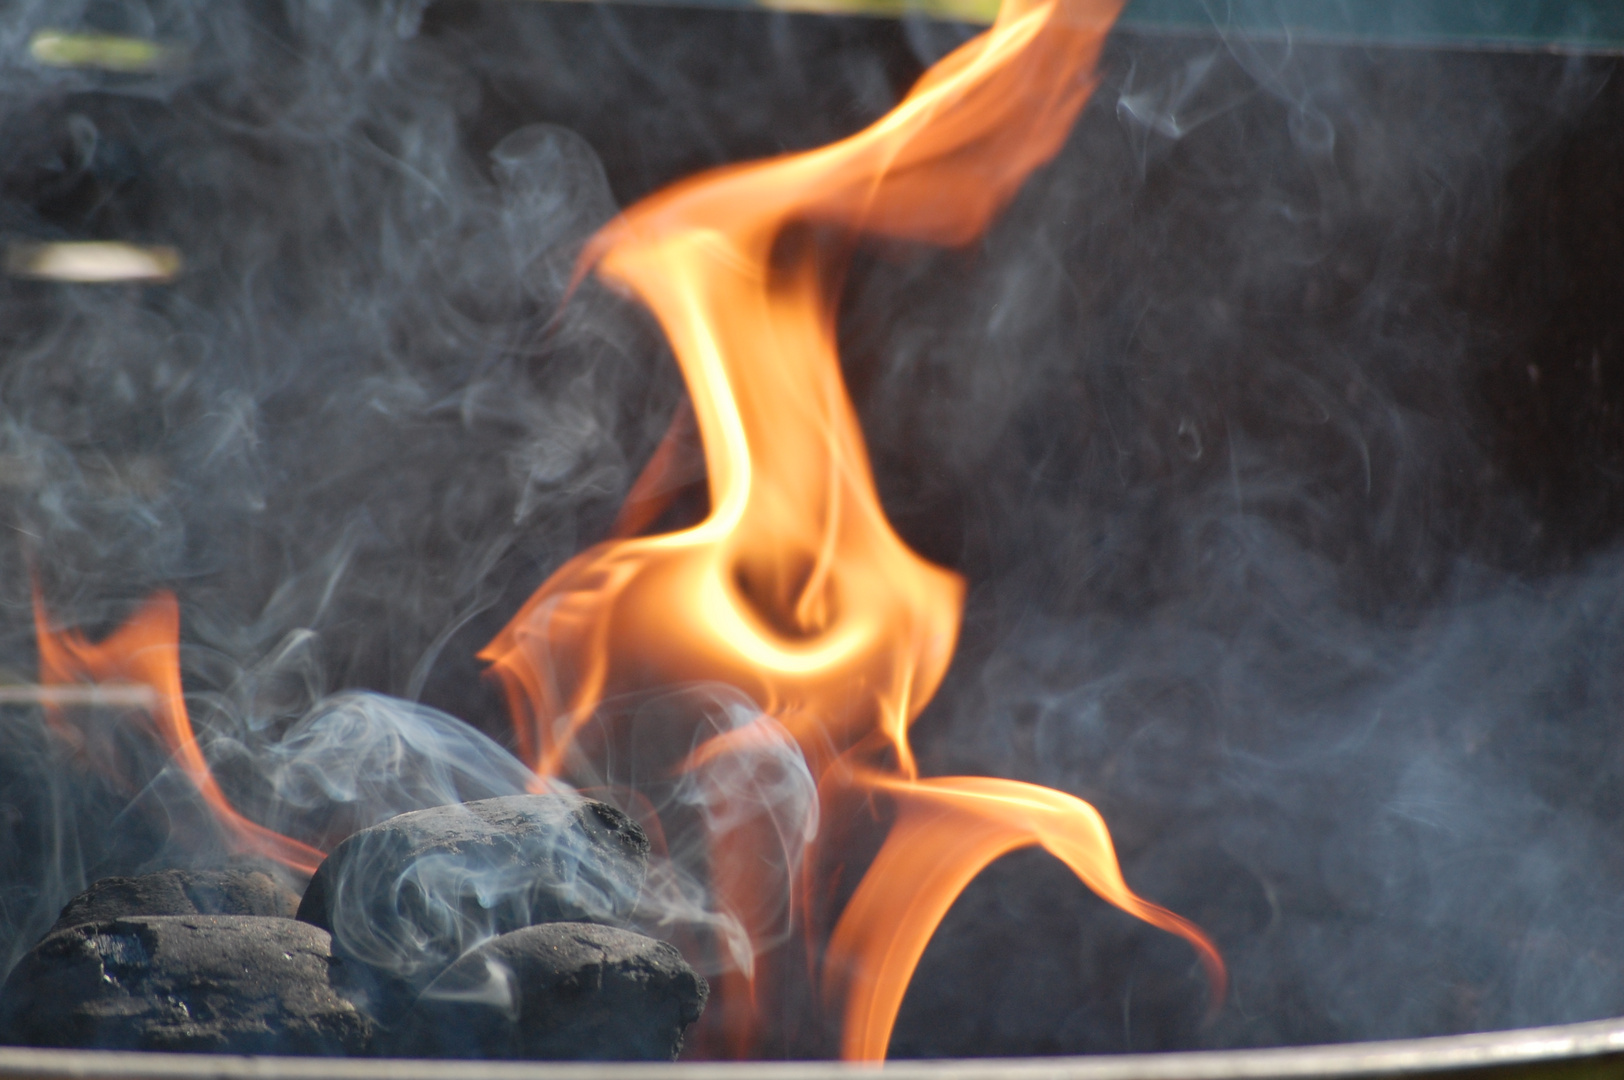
[482,0,1224,1060]
[33,588,325,876]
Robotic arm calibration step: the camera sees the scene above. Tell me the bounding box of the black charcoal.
[296,794,648,1010]
[386,922,707,1060]
[50,869,300,935]
[0,915,370,1055]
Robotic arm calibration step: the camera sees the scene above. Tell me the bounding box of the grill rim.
[0,1015,1618,1080]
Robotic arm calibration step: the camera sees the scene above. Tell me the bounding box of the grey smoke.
[863,23,1624,1058]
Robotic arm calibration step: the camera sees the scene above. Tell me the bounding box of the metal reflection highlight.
[7,242,182,284]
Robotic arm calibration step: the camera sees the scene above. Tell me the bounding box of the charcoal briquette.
[50,869,300,935]
[384,922,707,1060]
[0,915,371,1054]
[296,794,649,1013]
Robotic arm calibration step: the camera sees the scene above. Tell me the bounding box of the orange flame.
[33,588,325,876]
[483,0,1224,1059]
[826,774,1227,1059]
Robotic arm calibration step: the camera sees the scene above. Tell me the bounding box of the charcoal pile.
[295,793,653,1024]
[0,795,707,1059]
[389,923,708,1060]
[0,915,371,1055]
[48,868,301,933]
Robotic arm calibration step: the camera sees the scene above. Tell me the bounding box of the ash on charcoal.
[50,869,300,935]
[385,922,707,1060]
[0,915,370,1055]
[296,794,648,1019]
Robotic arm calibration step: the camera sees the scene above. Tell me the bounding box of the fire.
[21,0,1224,1056]
[826,774,1225,1059]
[482,0,1225,1060]
[32,588,325,876]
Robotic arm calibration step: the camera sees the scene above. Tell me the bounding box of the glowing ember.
[481,0,1224,1059]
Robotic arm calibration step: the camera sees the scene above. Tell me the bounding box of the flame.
[483,0,1224,1059]
[33,588,325,876]
[826,774,1227,1059]
[13,0,1220,1053]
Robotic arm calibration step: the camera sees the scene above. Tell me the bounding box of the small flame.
[826,774,1226,1059]
[32,588,325,876]
[483,0,1224,1059]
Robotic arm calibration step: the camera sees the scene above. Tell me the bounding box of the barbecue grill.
[2,0,1623,1074]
